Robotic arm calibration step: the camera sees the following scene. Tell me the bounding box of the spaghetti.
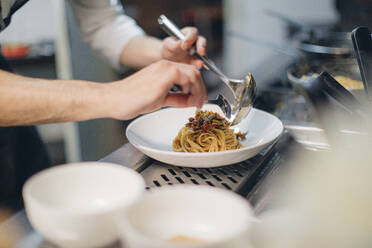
[173,110,246,153]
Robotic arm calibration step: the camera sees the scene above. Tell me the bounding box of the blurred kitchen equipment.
[287,59,361,83]
[227,31,300,58]
[228,30,352,60]
[266,10,353,59]
[288,71,368,139]
[265,9,349,40]
[286,58,366,101]
[118,185,255,248]
[158,15,256,125]
[22,162,145,248]
[351,26,372,101]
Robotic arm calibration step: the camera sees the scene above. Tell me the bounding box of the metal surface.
[139,132,289,199]
[158,15,256,125]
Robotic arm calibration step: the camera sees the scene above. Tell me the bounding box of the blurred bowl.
[118,185,256,248]
[287,59,362,86]
[287,59,368,103]
[23,162,145,248]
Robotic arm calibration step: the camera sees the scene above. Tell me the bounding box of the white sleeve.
[69,0,145,70]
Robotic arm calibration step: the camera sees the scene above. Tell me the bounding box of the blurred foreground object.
[252,107,372,248]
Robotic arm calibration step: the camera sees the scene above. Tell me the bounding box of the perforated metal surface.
[139,133,288,197]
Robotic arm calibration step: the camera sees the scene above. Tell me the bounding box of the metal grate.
[139,133,289,196]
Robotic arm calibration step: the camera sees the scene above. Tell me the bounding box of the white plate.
[126,104,283,168]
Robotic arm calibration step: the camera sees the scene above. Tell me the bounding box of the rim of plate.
[126,107,283,157]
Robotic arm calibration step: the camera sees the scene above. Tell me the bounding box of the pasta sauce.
[173,110,247,153]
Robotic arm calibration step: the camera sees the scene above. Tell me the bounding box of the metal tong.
[158,15,256,125]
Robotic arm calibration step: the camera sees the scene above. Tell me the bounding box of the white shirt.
[68,0,145,70]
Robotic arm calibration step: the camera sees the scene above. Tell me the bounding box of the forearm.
[120,35,163,68]
[0,61,206,127]
[0,70,109,126]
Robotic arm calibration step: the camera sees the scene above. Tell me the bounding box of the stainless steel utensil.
[158,14,256,125]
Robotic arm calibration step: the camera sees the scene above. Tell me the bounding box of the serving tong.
[158,15,256,125]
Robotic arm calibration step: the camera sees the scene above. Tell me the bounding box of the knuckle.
[170,66,179,78]
[183,27,198,37]
[190,74,198,84]
[157,59,171,68]
[190,69,201,81]
[193,69,201,78]
[189,27,198,34]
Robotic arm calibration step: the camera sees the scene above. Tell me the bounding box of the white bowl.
[126,104,283,167]
[118,185,256,248]
[23,162,145,248]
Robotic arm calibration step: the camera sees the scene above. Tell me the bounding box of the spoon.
[158,15,256,125]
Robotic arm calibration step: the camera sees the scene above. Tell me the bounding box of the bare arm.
[0,70,108,126]
[119,35,163,68]
[70,0,207,69]
[0,60,206,127]
[120,28,207,69]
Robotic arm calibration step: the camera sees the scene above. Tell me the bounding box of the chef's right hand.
[105,60,207,120]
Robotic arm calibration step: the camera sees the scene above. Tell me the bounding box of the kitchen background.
[0,0,370,165]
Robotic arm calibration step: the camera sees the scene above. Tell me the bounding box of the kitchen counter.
[0,135,294,247]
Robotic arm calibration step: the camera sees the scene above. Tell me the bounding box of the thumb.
[163,37,182,53]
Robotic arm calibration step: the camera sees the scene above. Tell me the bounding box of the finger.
[163,37,182,53]
[166,62,204,108]
[187,69,204,108]
[180,83,190,95]
[187,66,206,107]
[164,94,190,108]
[196,36,207,56]
[200,75,208,101]
[190,59,204,69]
[195,71,206,108]
[181,27,198,50]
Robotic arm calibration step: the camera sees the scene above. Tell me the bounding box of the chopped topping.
[236,131,247,140]
[186,110,230,132]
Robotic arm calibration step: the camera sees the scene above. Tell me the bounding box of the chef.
[0,0,207,210]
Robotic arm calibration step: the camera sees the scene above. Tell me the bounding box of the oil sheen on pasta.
[173,110,246,153]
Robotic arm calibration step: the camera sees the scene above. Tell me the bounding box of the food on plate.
[173,110,246,153]
[168,235,205,244]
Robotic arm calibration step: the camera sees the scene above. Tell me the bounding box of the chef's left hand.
[161,27,207,69]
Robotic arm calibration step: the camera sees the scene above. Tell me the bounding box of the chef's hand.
[106,60,207,120]
[161,27,206,69]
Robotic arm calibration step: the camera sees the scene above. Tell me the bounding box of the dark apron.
[0,0,51,211]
